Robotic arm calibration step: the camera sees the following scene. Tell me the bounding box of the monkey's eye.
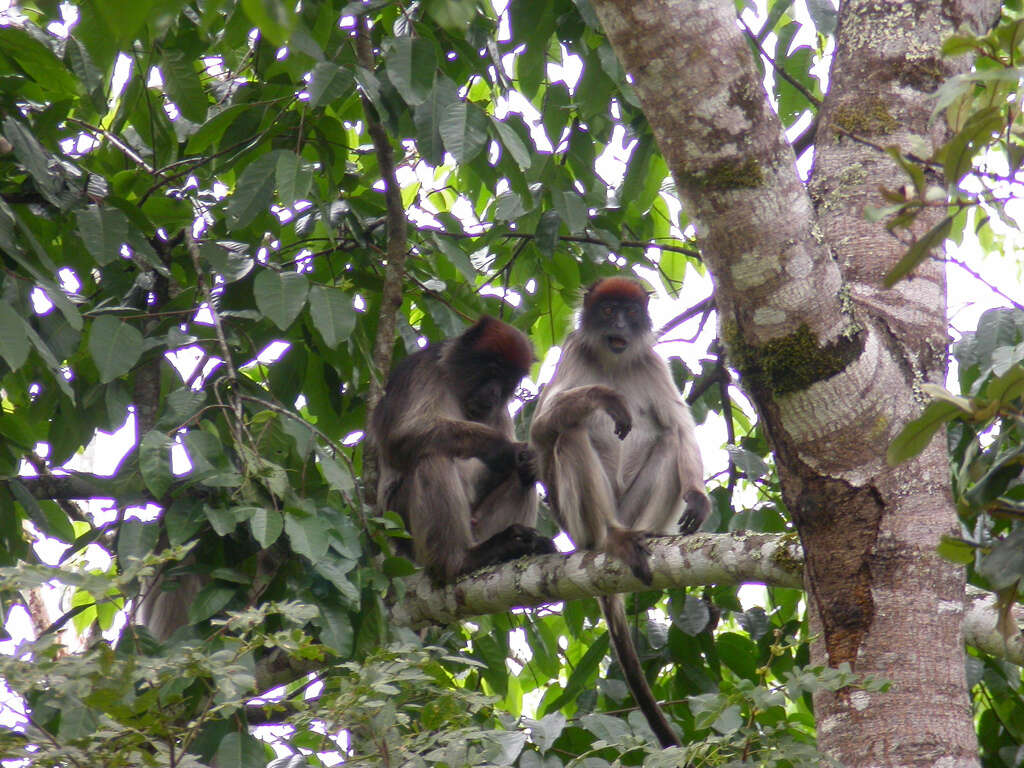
[601,304,614,318]
[627,305,640,321]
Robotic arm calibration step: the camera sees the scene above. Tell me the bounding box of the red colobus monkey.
[369,315,556,583]
[530,276,710,748]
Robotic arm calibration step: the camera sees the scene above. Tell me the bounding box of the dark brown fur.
[369,316,554,583]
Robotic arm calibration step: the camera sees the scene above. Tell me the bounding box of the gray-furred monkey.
[530,276,710,748]
[369,315,556,583]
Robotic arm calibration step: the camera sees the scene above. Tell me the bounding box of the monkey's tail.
[599,594,680,749]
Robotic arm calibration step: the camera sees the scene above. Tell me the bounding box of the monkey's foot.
[463,524,556,574]
[605,527,653,585]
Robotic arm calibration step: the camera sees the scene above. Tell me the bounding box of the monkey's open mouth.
[606,335,628,353]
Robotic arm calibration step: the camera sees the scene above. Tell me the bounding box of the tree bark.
[589,0,998,765]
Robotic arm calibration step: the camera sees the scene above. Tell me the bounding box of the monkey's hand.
[679,489,711,535]
[514,443,538,486]
[603,394,632,440]
[480,440,519,477]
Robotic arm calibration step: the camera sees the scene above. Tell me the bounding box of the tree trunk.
[589,0,998,765]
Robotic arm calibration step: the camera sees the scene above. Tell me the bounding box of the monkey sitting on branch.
[369,315,556,584]
[530,276,710,749]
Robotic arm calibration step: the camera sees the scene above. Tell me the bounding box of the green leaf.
[385,37,437,106]
[285,509,330,562]
[188,582,236,624]
[89,315,143,383]
[886,399,963,465]
[308,285,355,348]
[276,151,313,206]
[254,270,309,330]
[249,508,283,548]
[315,446,355,495]
[540,631,608,714]
[226,151,281,230]
[726,446,770,480]
[308,61,354,108]
[318,603,354,656]
[117,519,158,564]
[139,430,174,499]
[937,535,976,565]
[241,0,297,46]
[414,76,460,165]
[491,116,532,170]
[535,210,561,258]
[0,302,30,369]
[77,205,130,266]
[883,215,953,288]
[978,527,1024,591]
[0,26,79,98]
[161,49,208,123]
[439,100,489,164]
[4,116,59,205]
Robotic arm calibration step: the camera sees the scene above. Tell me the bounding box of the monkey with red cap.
[369,315,555,583]
[530,276,709,747]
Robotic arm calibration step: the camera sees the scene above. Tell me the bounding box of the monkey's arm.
[385,417,522,472]
[530,385,631,446]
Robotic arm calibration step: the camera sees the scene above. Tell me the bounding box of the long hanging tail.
[599,594,679,748]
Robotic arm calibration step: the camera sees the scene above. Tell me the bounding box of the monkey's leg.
[549,427,619,552]
[619,423,708,535]
[472,472,538,540]
[406,455,477,583]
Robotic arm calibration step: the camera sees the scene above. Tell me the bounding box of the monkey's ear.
[584,276,651,309]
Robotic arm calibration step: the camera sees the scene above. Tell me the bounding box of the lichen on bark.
[725,321,866,396]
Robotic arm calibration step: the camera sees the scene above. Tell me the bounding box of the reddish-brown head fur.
[469,315,534,373]
[583,277,650,313]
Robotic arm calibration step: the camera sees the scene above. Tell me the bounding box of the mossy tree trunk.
[590,0,998,765]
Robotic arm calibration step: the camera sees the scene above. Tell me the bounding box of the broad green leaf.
[937,535,976,565]
[384,37,437,106]
[161,49,208,123]
[285,509,331,562]
[117,519,158,564]
[89,315,143,383]
[254,270,309,330]
[201,241,254,283]
[4,117,59,204]
[414,76,460,165]
[978,527,1024,590]
[226,151,281,230]
[249,508,283,548]
[490,116,532,170]
[887,399,963,465]
[318,603,354,655]
[439,100,489,164]
[276,151,313,206]
[139,430,173,498]
[0,302,30,369]
[535,209,561,258]
[315,445,355,494]
[241,0,297,46]
[77,205,129,266]
[0,26,79,98]
[539,631,608,714]
[726,446,771,480]
[308,61,354,108]
[188,582,236,624]
[94,0,159,48]
[308,285,355,348]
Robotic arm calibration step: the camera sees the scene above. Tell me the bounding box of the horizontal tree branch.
[391,532,1024,669]
[391,532,804,627]
[8,474,118,500]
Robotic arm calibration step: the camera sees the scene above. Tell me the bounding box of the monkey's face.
[462,360,524,421]
[585,299,650,356]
